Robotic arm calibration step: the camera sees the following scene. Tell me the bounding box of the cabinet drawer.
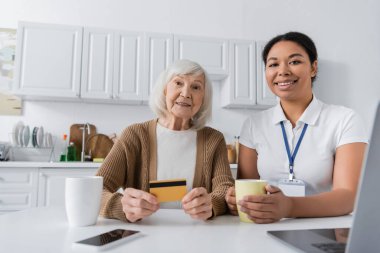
[0,192,36,211]
[0,169,38,189]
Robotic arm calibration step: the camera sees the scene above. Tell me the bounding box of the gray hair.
[149,59,212,130]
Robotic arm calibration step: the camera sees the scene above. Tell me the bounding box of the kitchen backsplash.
[0,84,254,151]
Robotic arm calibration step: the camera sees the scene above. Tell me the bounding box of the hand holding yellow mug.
[235,179,268,223]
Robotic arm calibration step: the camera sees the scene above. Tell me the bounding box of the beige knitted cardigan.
[96,119,234,222]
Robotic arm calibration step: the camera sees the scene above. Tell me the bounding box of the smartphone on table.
[73,229,140,251]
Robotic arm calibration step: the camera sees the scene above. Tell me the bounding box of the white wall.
[1,0,379,147]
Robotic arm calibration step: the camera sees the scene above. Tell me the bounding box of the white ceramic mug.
[65,176,103,227]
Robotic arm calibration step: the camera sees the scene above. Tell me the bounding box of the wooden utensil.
[69,124,96,160]
[85,134,114,159]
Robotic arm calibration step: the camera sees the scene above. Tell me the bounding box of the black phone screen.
[76,229,139,246]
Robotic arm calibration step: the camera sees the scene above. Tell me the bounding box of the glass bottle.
[59,134,68,162]
[234,136,240,164]
[67,142,77,161]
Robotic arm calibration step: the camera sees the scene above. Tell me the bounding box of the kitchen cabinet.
[38,168,98,207]
[13,22,164,104]
[80,28,114,100]
[14,22,82,98]
[142,33,173,103]
[0,163,101,213]
[255,41,277,106]
[81,28,145,102]
[12,21,274,109]
[0,168,39,212]
[221,40,256,107]
[114,31,145,101]
[220,40,277,108]
[174,35,228,80]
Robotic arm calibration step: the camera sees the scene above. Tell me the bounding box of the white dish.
[37,126,44,148]
[47,133,53,148]
[18,125,25,147]
[32,127,38,148]
[44,132,53,148]
[13,122,24,146]
[43,133,48,148]
[23,125,30,147]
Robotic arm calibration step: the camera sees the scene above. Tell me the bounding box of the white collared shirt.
[240,96,368,195]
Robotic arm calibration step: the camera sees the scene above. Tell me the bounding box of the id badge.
[278,179,305,197]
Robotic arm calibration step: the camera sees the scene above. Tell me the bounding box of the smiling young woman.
[265,39,317,127]
[265,41,316,113]
[225,32,368,224]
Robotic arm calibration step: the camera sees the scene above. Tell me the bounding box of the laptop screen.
[268,228,349,253]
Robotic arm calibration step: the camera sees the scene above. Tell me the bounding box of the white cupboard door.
[38,168,97,207]
[14,22,82,97]
[174,35,228,79]
[0,192,35,212]
[113,31,144,102]
[81,28,114,99]
[256,41,277,106]
[221,40,256,107]
[0,168,38,211]
[143,33,173,102]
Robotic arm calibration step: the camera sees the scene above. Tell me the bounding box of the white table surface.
[0,207,352,253]
[0,161,101,168]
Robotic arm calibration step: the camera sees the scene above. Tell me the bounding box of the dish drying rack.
[8,133,57,162]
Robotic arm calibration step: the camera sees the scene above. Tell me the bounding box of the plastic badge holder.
[278,179,306,197]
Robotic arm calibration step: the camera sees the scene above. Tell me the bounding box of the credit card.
[149,179,187,202]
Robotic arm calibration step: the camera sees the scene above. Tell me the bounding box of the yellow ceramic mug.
[235,179,268,223]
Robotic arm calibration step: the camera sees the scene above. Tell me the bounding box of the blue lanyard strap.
[280,121,308,179]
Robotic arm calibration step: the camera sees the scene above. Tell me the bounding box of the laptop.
[268,102,380,253]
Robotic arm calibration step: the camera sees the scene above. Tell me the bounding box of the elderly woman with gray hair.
[96,59,234,223]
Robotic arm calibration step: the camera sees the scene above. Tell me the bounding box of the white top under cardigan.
[156,123,196,208]
[240,96,368,195]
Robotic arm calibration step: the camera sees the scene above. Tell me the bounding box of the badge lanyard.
[280,121,308,180]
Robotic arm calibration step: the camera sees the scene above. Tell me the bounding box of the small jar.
[226,144,236,164]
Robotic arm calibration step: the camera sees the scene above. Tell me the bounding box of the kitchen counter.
[0,162,236,178]
[0,161,102,168]
[1,162,236,169]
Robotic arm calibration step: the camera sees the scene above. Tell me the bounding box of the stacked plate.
[12,123,53,148]
[22,126,30,147]
[32,126,45,148]
[44,133,53,148]
[12,121,24,146]
[12,122,31,147]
